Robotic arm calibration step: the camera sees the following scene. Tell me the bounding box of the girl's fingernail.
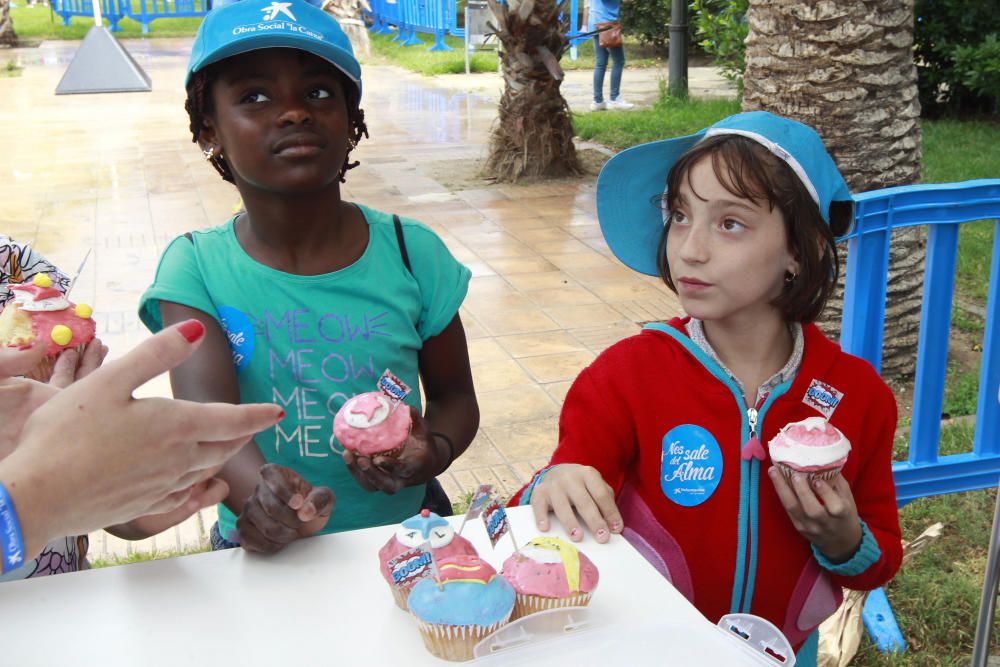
[596,528,608,539]
[570,528,581,539]
[610,520,622,532]
[177,319,205,343]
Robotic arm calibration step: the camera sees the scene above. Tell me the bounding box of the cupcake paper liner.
[775,462,842,482]
[510,592,592,621]
[413,612,512,662]
[390,584,410,611]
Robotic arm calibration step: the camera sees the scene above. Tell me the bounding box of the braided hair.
[184,63,369,185]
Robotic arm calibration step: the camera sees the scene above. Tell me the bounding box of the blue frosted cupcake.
[407,555,515,661]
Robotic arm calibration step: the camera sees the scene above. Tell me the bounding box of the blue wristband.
[520,466,559,505]
[0,481,26,574]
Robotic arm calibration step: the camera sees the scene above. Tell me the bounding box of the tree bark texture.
[0,0,17,47]
[743,0,923,379]
[484,0,581,182]
[322,0,371,57]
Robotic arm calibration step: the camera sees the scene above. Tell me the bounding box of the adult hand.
[530,464,623,544]
[236,463,335,553]
[0,320,285,561]
[342,407,447,495]
[0,345,57,460]
[768,467,863,563]
[48,338,109,388]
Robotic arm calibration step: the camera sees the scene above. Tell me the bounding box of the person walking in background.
[589,0,633,111]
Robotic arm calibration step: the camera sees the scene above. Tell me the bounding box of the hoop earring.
[785,271,798,284]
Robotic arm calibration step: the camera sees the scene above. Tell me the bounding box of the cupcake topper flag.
[482,497,517,551]
[387,540,441,590]
[377,368,411,408]
[457,483,494,535]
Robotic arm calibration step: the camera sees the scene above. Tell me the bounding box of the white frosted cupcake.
[768,416,851,481]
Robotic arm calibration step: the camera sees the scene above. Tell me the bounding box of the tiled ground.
[2,37,730,560]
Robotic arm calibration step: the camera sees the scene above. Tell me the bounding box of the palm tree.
[484,0,581,182]
[743,0,923,379]
[0,0,17,47]
[321,0,371,58]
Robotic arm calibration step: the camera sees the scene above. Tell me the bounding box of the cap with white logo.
[186,0,362,98]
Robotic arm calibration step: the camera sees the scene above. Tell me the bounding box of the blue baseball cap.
[186,0,362,97]
[596,111,853,276]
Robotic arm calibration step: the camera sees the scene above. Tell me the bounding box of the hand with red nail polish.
[529,464,622,544]
[3,321,284,562]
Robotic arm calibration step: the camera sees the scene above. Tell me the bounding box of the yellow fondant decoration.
[51,325,73,346]
[528,537,581,592]
[75,303,93,319]
[32,273,53,288]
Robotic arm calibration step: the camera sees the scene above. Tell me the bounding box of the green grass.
[574,92,740,149]
[923,119,1000,306]
[1,59,23,77]
[90,544,209,568]
[368,30,660,76]
[10,3,201,40]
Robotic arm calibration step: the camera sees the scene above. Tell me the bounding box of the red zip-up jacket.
[510,318,902,649]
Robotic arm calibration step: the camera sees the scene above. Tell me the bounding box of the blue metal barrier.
[54,0,209,33]
[841,179,1000,653]
[54,0,126,32]
[368,0,582,58]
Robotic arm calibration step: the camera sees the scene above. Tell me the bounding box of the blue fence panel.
[126,0,210,34]
[843,179,1000,655]
[55,0,127,32]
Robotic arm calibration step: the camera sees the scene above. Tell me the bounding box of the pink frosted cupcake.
[333,392,411,458]
[768,416,852,481]
[499,536,599,620]
[0,274,96,382]
[379,509,478,610]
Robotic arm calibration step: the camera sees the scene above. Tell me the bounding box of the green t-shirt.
[138,204,471,537]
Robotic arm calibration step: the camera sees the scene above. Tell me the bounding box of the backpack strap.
[393,214,413,275]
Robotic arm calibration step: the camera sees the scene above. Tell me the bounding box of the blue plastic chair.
[838,179,1000,652]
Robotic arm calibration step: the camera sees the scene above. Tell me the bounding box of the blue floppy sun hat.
[595,111,853,276]
[186,0,362,97]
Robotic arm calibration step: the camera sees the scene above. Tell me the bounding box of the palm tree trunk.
[485,0,581,182]
[743,0,923,379]
[0,0,18,47]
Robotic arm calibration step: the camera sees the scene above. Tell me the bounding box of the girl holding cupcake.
[512,112,902,666]
[131,0,478,552]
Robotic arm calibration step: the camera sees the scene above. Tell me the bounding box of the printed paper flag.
[387,541,437,588]
[457,483,494,534]
[482,499,510,547]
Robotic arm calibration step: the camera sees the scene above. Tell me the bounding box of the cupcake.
[768,416,852,481]
[379,509,478,610]
[333,391,411,458]
[0,273,96,381]
[407,555,515,662]
[500,536,599,620]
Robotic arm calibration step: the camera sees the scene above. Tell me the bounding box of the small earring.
[202,146,215,161]
[785,271,798,284]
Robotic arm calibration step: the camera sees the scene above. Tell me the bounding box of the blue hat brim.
[596,130,706,276]
[185,32,362,97]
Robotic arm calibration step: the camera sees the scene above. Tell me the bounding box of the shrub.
[951,33,1000,115]
[618,0,670,50]
[690,0,748,93]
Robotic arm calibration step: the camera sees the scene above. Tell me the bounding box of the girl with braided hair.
[131,0,479,554]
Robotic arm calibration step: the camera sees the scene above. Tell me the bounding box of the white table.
[0,506,773,665]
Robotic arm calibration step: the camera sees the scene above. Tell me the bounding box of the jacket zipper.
[736,394,768,613]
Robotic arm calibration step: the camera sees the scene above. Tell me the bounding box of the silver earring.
[202,146,215,161]
[785,271,798,283]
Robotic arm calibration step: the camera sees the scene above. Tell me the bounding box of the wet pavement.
[1,36,730,561]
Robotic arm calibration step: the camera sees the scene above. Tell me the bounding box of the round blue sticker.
[660,424,723,506]
[217,306,255,375]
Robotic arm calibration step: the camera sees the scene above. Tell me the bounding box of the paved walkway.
[2,37,731,562]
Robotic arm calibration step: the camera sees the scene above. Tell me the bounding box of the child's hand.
[236,463,335,554]
[49,339,109,388]
[767,467,863,563]
[530,464,623,545]
[0,344,57,460]
[342,407,447,494]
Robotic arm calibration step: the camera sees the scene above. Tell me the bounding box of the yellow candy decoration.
[32,274,53,288]
[51,325,73,347]
[75,304,93,319]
